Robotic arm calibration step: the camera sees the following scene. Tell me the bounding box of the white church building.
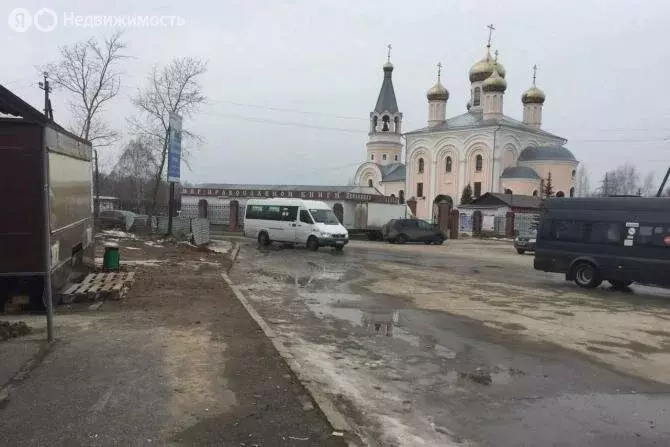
[355,32,579,220]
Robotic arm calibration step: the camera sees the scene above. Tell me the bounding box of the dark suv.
[382,219,446,245]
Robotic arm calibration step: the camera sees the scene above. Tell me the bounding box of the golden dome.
[469,50,506,83]
[522,86,546,104]
[427,82,449,101]
[482,66,507,93]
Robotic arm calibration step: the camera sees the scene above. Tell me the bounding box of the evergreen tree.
[543,172,554,197]
[460,184,474,205]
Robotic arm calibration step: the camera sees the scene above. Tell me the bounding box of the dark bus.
[534,197,670,289]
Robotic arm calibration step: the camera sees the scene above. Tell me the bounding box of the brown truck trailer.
[0,84,94,309]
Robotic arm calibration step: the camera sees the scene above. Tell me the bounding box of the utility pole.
[38,72,54,341]
[38,71,53,120]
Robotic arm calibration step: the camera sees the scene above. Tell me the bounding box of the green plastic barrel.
[103,243,120,270]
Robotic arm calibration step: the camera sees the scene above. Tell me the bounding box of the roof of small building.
[500,166,541,180]
[403,108,564,140]
[379,163,406,182]
[0,83,91,145]
[461,192,542,210]
[518,145,576,162]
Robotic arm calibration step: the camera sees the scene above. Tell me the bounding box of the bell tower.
[366,44,403,166]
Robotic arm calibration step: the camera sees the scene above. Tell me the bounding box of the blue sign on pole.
[167,112,182,183]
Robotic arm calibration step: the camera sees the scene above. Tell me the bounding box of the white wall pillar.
[457,159,466,204]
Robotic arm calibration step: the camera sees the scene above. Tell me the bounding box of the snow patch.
[101,230,137,239]
[208,240,233,254]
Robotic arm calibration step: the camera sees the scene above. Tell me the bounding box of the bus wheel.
[258,231,270,247]
[609,280,633,290]
[307,236,319,251]
[573,262,601,289]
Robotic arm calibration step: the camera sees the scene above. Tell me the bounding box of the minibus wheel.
[258,231,270,247]
[573,262,601,289]
[307,236,319,251]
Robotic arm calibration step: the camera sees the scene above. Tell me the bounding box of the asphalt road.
[229,237,670,446]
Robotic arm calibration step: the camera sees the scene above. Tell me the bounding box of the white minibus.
[243,198,349,251]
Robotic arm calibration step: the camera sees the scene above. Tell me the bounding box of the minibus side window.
[638,225,670,247]
[280,206,298,221]
[300,210,313,224]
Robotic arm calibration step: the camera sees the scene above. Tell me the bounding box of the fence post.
[505,212,515,238]
[229,200,239,232]
[449,209,459,239]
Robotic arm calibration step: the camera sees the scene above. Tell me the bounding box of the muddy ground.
[1,234,344,446]
[229,237,670,446]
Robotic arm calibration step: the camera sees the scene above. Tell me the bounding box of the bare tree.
[45,31,127,146]
[109,138,158,212]
[129,57,208,213]
[45,31,128,224]
[597,163,641,196]
[574,165,590,197]
[640,172,655,197]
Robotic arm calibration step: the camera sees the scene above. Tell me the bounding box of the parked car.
[99,210,136,231]
[382,219,446,245]
[514,229,537,254]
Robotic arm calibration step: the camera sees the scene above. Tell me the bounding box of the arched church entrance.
[433,194,453,230]
[333,203,344,223]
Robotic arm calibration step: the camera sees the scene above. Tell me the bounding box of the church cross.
[386,43,392,62]
[437,62,442,82]
[532,64,538,85]
[486,24,495,48]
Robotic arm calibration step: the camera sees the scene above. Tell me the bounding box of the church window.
[474,182,482,198]
[368,179,373,188]
[445,156,452,173]
[556,191,565,198]
[533,190,538,196]
[372,115,378,132]
[473,87,481,106]
[399,190,405,204]
[394,154,398,161]
[371,154,375,160]
[394,116,400,133]
[572,170,576,178]
[382,115,390,131]
[475,155,483,172]
[417,182,424,198]
[418,158,425,174]
[382,154,387,161]
[570,187,575,197]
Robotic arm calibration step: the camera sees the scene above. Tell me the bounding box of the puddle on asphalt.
[301,291,457,360]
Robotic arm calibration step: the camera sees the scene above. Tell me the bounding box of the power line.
[204,99,367,121]
[570,137,670,143]
[197,110,367,134]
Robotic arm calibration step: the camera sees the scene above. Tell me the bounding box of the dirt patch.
[0,322,31,341]
[106,242,344,446]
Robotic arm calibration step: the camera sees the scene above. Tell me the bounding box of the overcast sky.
[3,0,670,189]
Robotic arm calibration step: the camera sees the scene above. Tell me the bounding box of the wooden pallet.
[61,272,136,303]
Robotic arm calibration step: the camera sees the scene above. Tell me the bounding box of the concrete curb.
[230,243,240,263]
[220,272,360,445]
